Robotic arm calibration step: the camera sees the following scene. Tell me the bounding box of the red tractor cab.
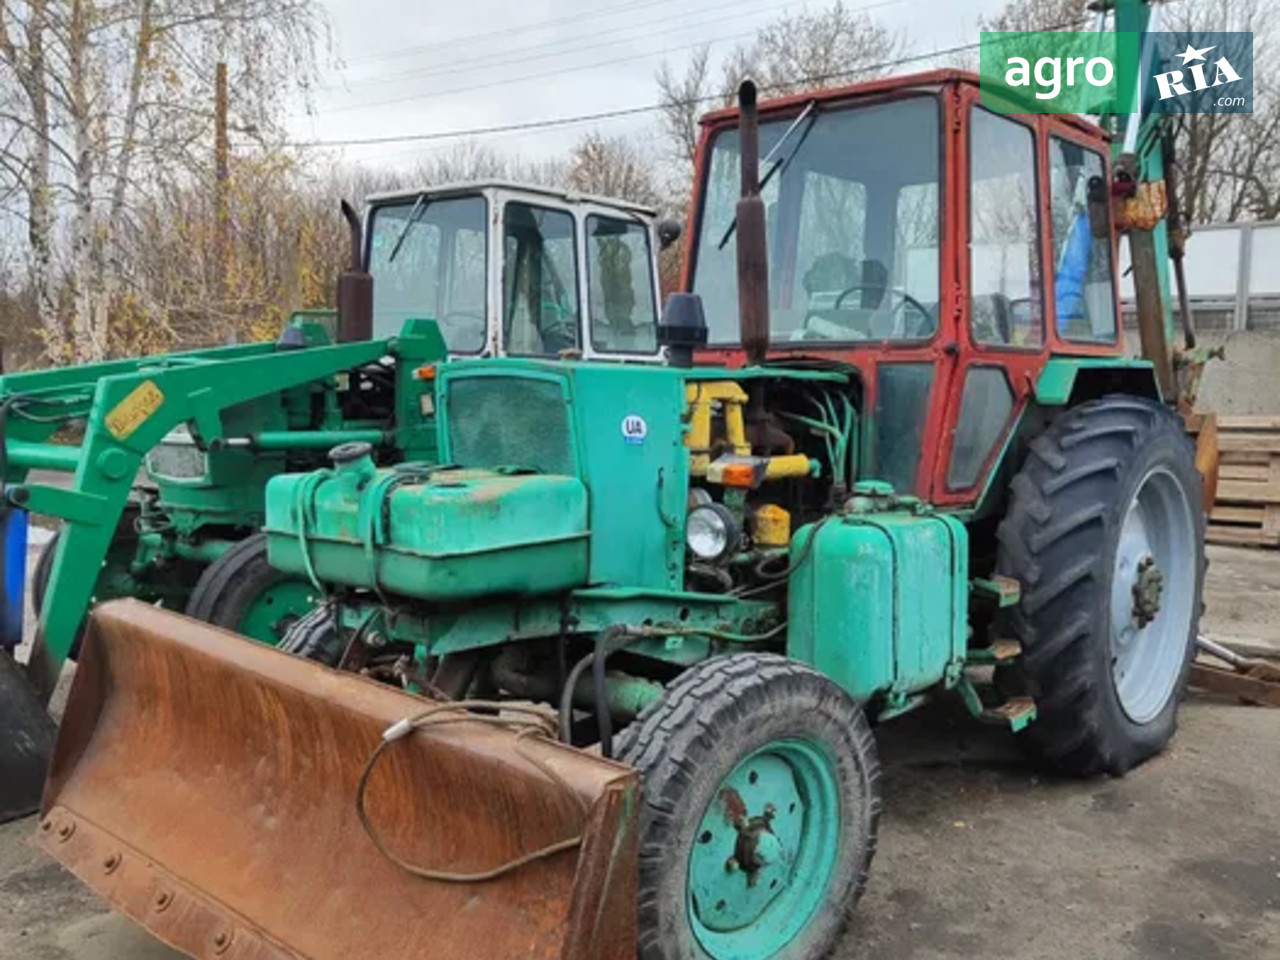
[687,70,1156,510]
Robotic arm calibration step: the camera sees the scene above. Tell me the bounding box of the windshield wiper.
[387,192,431,264]
[717,100,819,251]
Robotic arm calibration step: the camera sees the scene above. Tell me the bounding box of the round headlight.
[686,503,739,562]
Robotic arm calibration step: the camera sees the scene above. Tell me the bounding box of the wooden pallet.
[1208,416,1280,548]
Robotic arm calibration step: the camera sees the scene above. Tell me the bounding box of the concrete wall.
[1122,327,1280,415]
[1192,330,1280,415]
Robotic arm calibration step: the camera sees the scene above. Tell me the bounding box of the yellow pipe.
[685,382,750,475]
[763,455,815,480]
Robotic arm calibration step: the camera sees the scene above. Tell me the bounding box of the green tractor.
[2,181,672,672]
[0,181,674,821]
[25,4,1216,956]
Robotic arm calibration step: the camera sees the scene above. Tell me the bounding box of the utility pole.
[214,61,229,304]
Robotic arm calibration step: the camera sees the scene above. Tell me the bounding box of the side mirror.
[657,219,683,250]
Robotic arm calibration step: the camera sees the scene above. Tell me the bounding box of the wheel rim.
[1109,465,1197,724]
[237,580,317,647]
[686,739,840,960]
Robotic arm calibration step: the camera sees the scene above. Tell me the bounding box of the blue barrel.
[0,508,26,651]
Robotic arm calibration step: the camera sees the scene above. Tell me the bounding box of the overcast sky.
[287,0,1014,170]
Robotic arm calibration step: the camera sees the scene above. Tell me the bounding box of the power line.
[340,0,706,68]
[314,25,764,115]
[292,10,1097,150]
[313,0,905,116]
[290,39,986,149]
[327,0,867,92]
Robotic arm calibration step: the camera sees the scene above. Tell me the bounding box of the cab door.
[577,202,664,362]
[932,92,1047,507]
[493,190,583,358]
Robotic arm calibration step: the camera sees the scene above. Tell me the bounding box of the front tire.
[185,534,318,646]
[996,395,1204,776]
[617,653,880,960]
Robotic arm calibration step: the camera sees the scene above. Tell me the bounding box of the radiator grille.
[446,376,574,475]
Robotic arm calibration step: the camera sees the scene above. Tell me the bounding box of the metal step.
[966,639,1022,666]
[971,575,1021,608]
[980,697,1037,733]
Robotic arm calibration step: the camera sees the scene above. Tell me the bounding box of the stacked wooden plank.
[1208,416,1280,548]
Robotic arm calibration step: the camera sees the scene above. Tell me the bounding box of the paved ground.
[1,544,1278,959]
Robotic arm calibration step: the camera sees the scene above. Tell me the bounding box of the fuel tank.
[788,498,968,703]
[265,454,589,601]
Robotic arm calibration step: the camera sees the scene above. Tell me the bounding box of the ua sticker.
[622,415,648,445]
[105,380,165,440]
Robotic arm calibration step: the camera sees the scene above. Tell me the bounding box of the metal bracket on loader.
[0,332,399,824]
[5,336,392,695]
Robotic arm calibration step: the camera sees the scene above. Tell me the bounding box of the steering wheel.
[831,284,933,339]
[438,310,487,350]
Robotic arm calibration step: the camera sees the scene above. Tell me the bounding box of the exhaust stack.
[736,80,770,365]
[336,200,373,343]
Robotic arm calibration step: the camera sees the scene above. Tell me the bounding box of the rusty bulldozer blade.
[37,601,638,960]
[1185,412,1220,512]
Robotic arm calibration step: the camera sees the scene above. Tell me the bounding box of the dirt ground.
[1,544,1278,960]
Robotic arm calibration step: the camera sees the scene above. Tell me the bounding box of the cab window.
[969,109,1042,348]
[586,215,658,354]
[503,203,580,356]
[692,96,941,344]
[1050,138,1117,342]
[368,195,488,351]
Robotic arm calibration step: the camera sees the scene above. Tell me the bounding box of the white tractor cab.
[364,181,680,361]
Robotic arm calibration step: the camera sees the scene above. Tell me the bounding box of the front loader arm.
[11,337,394,701]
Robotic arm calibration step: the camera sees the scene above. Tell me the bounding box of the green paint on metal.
[5,441,81,472]
[681,366,849,384]
[1034,357,1159,406]
[954,676,987,720]
[851,479,894,497]
[686,738,840,960]
[18,331,415,675]
[971,576,1021,608]
[266,466,591,603]
[874,691,930,722]
[787,512,968,702]
[235,579,317,647]
[242,429,386,451]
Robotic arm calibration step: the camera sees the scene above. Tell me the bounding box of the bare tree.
[0,0,328,363]
[978,0,1091,32]
[654,2,906,188]
[1163,0,1279,223]
[567,132,660,206]
[719,1,908,99]
[655,45,711,169]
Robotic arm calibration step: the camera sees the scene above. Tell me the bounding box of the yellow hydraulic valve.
[753,504,792,547]
[685,381,751,476]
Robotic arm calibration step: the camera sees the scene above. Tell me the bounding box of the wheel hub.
[689,758,805,934]
[1131,554,1165,627]
[1109,467,1197,724]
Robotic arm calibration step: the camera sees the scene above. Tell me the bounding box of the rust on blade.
[1185,411,1220,512]
[37,600,638,960]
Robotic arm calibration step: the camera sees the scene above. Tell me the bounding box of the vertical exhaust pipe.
[736,80,770,366]
[336,200,373,343]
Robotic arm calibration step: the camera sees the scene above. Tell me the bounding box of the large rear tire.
[616,653,880,960]
[996,395,1205,776]
[185,534,317,646]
